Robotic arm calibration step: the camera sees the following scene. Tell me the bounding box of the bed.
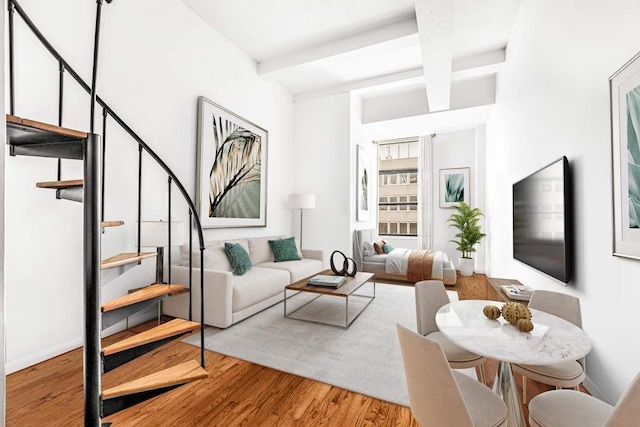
[353,229,457,285]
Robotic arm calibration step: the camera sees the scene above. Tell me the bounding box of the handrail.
[9,0,206,252]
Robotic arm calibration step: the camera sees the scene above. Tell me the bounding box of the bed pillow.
[382,243,395,254]
[224,242,253,275]
[268,237,301,262]
[373,239,386,254]
[362,241,376,257]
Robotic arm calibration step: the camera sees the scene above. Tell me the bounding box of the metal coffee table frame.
[284,274,375,329]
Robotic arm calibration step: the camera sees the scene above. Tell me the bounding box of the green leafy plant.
[447,202,486,259]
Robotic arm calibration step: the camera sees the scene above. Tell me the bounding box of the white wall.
[486,0,640,402]
[292,93,351,264]
[432,129,486,270]
[350,94,377,253]
[5,0,294,373]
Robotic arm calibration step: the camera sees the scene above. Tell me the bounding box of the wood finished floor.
[6,274,586,426]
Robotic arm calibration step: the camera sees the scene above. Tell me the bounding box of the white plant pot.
[459,257,474,276]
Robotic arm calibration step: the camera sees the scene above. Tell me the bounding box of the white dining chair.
[511,290,585,403]
[528,372,640,426]
[415,280,487,384]
[396,323,507,427]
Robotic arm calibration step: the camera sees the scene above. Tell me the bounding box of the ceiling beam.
[258,18,418,78]
[294,48,505,102]
[415,0,454,112]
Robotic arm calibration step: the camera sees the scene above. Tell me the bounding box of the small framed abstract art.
[611,51,640,259]
[439,167,470,208]
[196,96,268,228]
[357,145,371,221]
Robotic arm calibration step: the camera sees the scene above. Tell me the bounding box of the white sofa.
[163,236,324,328]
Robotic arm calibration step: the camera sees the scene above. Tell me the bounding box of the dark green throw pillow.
[268,237,301,262]
[382,243,395,254]
[224,242,252,275]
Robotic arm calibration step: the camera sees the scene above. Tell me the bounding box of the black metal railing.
[8,0,207,424]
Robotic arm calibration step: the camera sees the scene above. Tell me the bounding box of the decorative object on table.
[356,145,372,221]
[446,202,486,276]
[139,220,185,284]
[288,194,315,249]
[516,319,534,332]
[196,96,267,228]
[610,51,640,259]
[306,274,347,288]
[439,167,470,208]
[330,250,357,276]
[483,304,501,320]
[501,302,532,327]
[500,284,533,301]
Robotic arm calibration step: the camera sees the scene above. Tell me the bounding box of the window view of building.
[377,139,419,236]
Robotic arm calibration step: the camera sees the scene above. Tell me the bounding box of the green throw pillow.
[224,242,252,275]
[382,243,395,254]
[268,237,301,262]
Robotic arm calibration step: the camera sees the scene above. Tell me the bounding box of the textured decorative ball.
[483,305,501,320]
[502,302,531,325]
[517,319,534,332]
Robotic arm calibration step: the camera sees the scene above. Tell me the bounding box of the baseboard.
[5,336,83,375]
[5,306,158,375]
[583,375,613,405]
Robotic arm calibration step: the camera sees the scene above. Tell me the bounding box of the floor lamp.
[288,194,315,249]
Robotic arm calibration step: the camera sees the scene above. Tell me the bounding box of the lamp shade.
[288,194,315,210]
[139,221,185,247]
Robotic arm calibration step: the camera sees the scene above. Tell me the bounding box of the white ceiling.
[182,0,522,121]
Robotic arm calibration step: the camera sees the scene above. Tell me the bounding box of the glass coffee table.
[284,270,375,329]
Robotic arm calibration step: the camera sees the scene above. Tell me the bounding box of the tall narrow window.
[377,138,419,236]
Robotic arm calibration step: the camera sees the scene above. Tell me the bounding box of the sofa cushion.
[225,243,253,275]
[247,236,282,265]
[269,237,301,262]
[232,267,290,312]
[257,258,324,282]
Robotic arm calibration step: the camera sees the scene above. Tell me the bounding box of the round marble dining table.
[436,300,592,427]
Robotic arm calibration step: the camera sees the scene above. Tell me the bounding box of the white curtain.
[418,135,433,250]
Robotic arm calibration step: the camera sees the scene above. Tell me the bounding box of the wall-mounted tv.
[513,156,572,283]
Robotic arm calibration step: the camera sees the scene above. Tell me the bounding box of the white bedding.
[384,248,450,281]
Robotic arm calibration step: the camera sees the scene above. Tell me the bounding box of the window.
[377,139,420,236]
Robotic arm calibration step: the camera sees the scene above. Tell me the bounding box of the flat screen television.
[513,156,572,283]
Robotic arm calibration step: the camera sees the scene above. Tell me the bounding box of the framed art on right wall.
[439,167,470,208]
[611,51,640,259]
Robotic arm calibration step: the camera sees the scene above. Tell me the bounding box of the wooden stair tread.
[101,252,157,270]
[36,179,83,189]
[102,360,207,399]
[102,284,188,313]
[102,319,200,356]
[101,220,124,228]
[6,114,87,138]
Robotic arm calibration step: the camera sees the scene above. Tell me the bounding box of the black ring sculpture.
[330,250,357,277]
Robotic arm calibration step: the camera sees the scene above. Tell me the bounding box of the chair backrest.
[605,372,640,426]
[529,290,585,368]
[415,280,450,336]
[396,323,473,426]
[529,290,582,328]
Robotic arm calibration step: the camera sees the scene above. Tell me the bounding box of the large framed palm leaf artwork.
[611,52,640,259]
[196,96,268,228]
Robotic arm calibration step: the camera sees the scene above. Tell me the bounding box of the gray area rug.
[183,282,469,406]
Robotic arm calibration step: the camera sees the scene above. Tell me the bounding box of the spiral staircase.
[6,1,208,425]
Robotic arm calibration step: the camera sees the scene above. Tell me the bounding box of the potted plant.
[447,202,486,276]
